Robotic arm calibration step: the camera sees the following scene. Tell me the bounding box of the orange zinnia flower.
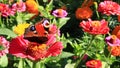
[112,25,120,39]
[75,7,93,19]
[108,46,120,56]
[75,0,93,20]
[117,15,120,22]
[25,0,39,17]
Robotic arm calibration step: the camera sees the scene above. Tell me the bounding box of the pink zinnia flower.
[0,3,15,17]
[105,35,120,46]
[9,35,63,61]
[0,36,9,56]
[86,60,102,68]
[52,9,68,18]
[12,1,26,12]
[98,1,120,16]
[80,19,109,35]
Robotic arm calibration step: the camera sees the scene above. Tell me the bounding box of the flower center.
[111,35,117,40]
[90,60,97,65]
[57,9,63,16]
[107,4,113,8]
[26,42,47,60]
[91,21,101,27]
[0,6,3,10]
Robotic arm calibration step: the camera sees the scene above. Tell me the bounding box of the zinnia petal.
[86,60,102,68]
[0,36,9,56]
[46,42,63,57]
[52,9,68,18]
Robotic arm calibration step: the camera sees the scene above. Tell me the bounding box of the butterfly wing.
[24,23,48,43]
[35,22,48,37]
[24,25,38,38]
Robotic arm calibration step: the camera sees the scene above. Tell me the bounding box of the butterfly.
[24,19,50,43]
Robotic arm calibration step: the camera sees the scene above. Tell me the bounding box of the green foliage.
[0,28,17,38]
[16,13,34,23]
[0,55,8,68]
[1,0,120,68]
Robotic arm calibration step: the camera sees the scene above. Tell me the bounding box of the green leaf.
[0,55,8,67]
[38,6,50,18]
[43,0,48,2]
[0,45,5,50]
[38,5,45,11]
[23,13,34,21]
[58,17,70,28]
[25,59,33,68]
[60,52,74,58]
[102,62,110,68]
[32,62,46,68]
[46,0,53,11]
[0,28,17,38]
[65,63,75,68]
[18,59,24,68]
[16,14,23,23]
[16,13,34,23]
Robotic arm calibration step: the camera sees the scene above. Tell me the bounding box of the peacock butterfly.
[24,19,50,43]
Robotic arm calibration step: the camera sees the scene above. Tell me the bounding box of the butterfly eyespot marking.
[30,25,36,31]
[43,20,50,28]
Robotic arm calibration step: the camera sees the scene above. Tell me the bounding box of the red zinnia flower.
[86,60,102,68]
[9,35,63,61]
[98,1,120,16]
[80,19,109,35]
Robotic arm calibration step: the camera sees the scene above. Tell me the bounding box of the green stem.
[94,2,100,20]
[96,11,100,20]
[0,15,3,27]
[74,35,95,68]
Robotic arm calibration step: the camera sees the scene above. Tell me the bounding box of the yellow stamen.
[91,21,101,27]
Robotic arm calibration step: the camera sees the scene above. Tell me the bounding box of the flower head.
[12,1,26,12]
[80,19,109,35]
[0,36,9,57]
[0,3,15,17]
[13,23,30,36]
[25,0,39,16]
[86,60,102,68]
[9,35,63,61]
[112,25,120,39]
[117,15,120,22]
[75,7,93,20]
[52,9,68,18]
[98,1,120,16]
[105,35,120,46]
[108,46,120,56]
